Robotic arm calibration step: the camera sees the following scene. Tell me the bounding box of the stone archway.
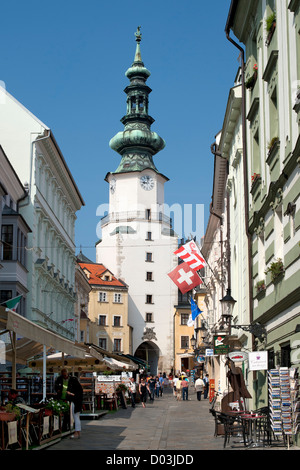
[134,341,160,375]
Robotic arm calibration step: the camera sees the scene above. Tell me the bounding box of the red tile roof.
[78,262,127,289]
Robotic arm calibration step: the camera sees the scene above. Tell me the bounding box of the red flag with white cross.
[167,262,202,294]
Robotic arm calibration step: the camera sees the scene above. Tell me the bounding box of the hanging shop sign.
[228,351,248,362]
[213,335,229,355]
[205,349,214,357]
[196,355,205,363]
[248,351,268,371]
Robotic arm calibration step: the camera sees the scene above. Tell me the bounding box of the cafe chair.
[223,414,249,448]
[209,409,226,437]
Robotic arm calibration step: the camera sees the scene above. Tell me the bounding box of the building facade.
[0,146,31,316]
[79,261,132,356]
[225,0,300,443]
[96,28,178,374]
[0,86,84,340]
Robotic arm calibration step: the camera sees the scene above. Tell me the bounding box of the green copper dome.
[109,26,165,174]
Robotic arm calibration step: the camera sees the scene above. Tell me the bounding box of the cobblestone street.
[46,387,296,452]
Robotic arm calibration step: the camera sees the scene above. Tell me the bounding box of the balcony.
[101,210,172,227]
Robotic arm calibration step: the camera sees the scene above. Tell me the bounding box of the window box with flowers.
[245,64,258,90]
[250,172,261,194]
[265,12,276,46]
[265,258,284,283]
[255,280,266,294]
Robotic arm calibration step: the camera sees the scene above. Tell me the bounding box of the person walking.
[55,368,83,438]
[148,375,156,402]
[139,378,149,408]
[159,373,164,397]
[155,376,160,398]
[203,374,209,399]
[173,375,178,399]
[194,376,205,401]
[181,377,189,401]
[128,377,137,408]
[176,376,182,401]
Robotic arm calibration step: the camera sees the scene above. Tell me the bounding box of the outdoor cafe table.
[241,413,265,448]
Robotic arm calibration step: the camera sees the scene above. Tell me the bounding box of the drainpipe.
[19,129,51,207]
[225,8,254,330]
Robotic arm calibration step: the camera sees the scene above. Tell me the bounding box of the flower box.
[265,258,285,283]
[0,411,16,421]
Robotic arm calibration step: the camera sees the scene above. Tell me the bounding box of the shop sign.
[97,375,122,382]
[205,349,214,356]
[213,335,229,355]
[228,351,248,362]
[196,355,205,363]
[248,351,268,371]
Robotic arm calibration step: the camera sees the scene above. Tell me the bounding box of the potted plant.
[266,12,276,45]
[0,403,21,421]
[255,280,266,294]
[267,137,279,154]
[251,172,260,182]
[116,383,128,393]
[45,398,70,416]
[245,64,258,90]
[265,258,284,282]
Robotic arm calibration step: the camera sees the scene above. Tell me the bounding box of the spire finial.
[133,26,143,64]
[135,26,142,43]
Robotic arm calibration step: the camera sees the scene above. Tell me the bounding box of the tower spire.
[109,27,165,174]
[134,26,143,63]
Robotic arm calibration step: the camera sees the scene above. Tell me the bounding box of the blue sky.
[1,0,241,262]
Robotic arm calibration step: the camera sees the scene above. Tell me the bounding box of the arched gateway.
[135,341,160,375]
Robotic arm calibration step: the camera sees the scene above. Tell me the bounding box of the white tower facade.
[96,28,178,374]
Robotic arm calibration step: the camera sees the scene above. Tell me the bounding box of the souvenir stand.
[268,367,299,448]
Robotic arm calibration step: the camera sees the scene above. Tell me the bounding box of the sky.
[1,0,242,262]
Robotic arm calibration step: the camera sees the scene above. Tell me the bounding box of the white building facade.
[0,86,84,340]
[96,28,178,374]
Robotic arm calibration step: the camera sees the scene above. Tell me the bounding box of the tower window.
[146,272,153,281]
[146,295,153,304]
[146,252,153,262]
[146,313,153,322]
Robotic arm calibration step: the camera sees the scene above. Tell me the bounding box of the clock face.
[110,178,116,193]
[140,175,154,191]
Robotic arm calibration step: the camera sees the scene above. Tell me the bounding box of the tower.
[96,27,178,374]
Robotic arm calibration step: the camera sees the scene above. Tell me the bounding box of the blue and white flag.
[187,298,203,327]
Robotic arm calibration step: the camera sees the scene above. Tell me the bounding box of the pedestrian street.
[45,387,294,452]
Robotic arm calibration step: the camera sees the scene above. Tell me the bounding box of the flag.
[0,295,22,311]
[167,262,202,294]
[187,298,203,327]
[174,240,206,272]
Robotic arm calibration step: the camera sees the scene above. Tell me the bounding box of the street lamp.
[220,288,236,333]
[190,335,197,350]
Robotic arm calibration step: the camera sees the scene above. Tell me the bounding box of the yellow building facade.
[79,262,132,356]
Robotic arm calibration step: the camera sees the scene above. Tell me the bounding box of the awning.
[122,354,147,367]
[0,306,87,362]
[103,356,135,371]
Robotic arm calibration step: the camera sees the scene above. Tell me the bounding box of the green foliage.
[5,403,21,420]
[265,258,284,282]
[268,137,279,151]
[266,12,276,32]
[255,280,266,292]
[45,398,70,415]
